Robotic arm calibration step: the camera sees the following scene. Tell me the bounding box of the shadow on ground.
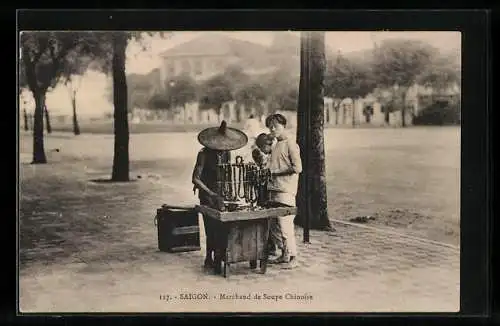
[19,157,195,270]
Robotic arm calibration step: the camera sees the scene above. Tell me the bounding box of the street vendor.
[192,120,248,272]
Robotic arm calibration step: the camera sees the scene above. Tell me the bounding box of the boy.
[252,133,273,169]
[265,113,302,269]
[252,132,277,255]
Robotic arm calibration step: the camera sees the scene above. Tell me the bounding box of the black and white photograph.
[19,29,461,313]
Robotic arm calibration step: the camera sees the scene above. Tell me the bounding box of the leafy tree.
[417,55,461,93]
[198,74,233,123]
[325,54,376,127]
[223,64,251,91]
[265,66,299,89]
[295,31,333,233]
[325,55,375,99]
[276,88,299,111]
[413,99,460,126]
[166,74,198,123]
[148,92,170,111]
[372,39,437,127]
[222,64,252,120]
[127,73,154,111]
[235,81,268,120]
[64,75,82,135]
[19,31,98,163]
[62,55,95,135]
[415,54,461,126]
[81,31,171,182]
[264,67,300,112]
[371,87,399,124]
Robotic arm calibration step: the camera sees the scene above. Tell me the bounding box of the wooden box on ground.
[195,205,296,277]
[155,205,201,253]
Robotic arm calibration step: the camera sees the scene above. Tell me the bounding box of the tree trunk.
[32,91,47,164]
[295,35,307,234]
[236,103,242,123]
[44,105,52,134]
[111,33,130,182]
[401,89,407,128]
[401,107,406,127]
[334,102,339,125]
[72,91,80,135]
[342,104,346,125]
[352,99,356,128]
[217,105,222,124]
[295,32,332,232]
[23,109,29,131]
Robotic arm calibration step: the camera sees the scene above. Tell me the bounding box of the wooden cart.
[195,205,296,278]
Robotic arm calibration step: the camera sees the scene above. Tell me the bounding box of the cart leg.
[214,249,222,275]
[259,259,268,274]
[213,221,226,276]
[259,218,272,274]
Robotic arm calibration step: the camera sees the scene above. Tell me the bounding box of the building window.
[194,60,203,76]
[166,61,175,75]
[213,59,224,72]
[181,59,191,75]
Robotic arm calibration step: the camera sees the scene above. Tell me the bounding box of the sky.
[20,70,113,117]
[20,31,461,117]
[126,31,461,74]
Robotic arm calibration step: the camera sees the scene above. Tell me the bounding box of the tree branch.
[32,37,50,64]
[43,38,78,91]
[52,44,71,76]
[21,47,39,92]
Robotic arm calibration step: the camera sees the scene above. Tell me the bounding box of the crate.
[155,205,201,253]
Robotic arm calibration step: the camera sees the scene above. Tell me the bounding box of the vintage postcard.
[18,30,461,313]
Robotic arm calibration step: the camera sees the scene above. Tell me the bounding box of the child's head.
[255,133,273,154]
[265,113,287,139]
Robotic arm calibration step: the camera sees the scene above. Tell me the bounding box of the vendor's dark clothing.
[192,148,230,257]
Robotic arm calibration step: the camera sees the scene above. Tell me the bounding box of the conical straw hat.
[197,120,248,151]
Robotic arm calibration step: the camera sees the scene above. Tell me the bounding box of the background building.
[158,32,301,88]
